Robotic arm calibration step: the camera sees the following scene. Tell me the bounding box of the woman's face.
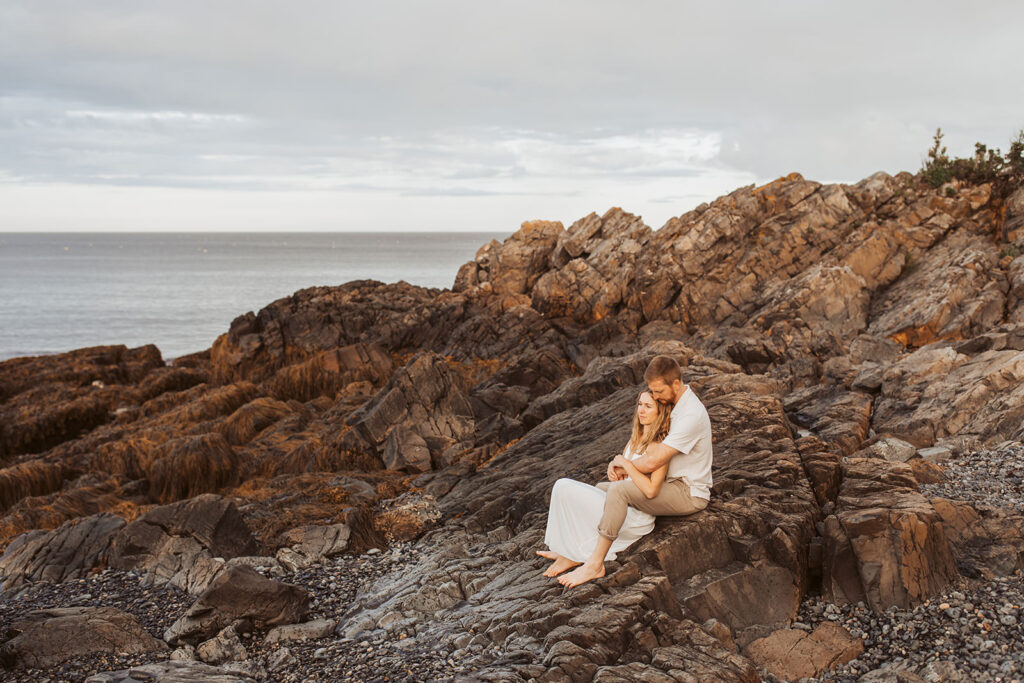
[637,392,658,426]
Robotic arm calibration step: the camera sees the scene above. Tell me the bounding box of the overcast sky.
[1,1,1022,232]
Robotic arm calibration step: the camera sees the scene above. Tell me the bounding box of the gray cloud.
[1,1,1022,230]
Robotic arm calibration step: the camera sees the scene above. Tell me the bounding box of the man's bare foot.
[543,556,581,577]
[557,562,605,587]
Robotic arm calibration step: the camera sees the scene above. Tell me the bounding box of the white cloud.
[0,1,1022,231]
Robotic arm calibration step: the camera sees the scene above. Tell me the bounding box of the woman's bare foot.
[536,550,580,576]
[543,556,581,577]
[557,562,605,587]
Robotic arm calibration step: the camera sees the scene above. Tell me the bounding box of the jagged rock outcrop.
[108,494,259,594]
[821,459,959,609]
[345,352,476,471]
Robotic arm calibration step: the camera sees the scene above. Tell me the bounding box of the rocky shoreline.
[2,170,1024,681]
[2,442,1022,682]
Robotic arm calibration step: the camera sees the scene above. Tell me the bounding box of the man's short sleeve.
[662,412,702,455]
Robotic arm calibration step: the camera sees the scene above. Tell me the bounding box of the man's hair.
[644,355,682,385]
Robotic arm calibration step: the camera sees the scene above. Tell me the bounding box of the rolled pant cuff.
[597,529,617,541]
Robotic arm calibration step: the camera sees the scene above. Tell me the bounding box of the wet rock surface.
[2,171,1024,680]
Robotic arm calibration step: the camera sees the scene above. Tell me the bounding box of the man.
[557,354,713,587]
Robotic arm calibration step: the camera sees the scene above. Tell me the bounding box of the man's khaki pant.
[595,478,708,540]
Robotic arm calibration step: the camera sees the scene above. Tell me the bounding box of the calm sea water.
[0,232,505,361]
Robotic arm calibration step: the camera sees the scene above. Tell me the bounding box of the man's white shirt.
[662,386,713,500]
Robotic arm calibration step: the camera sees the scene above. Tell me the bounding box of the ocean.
[0,232,506,362]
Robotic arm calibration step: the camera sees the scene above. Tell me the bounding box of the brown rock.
[745,621,864,680]
[0,345,164,459]
[0,512,124,591]
[930,497,1024,576]
[164,564,309,645]
[347,352,475,468]
[869,230,1005,346]
[0,460,66,513]
[784,385,873,455]
[677,561,801,647]
[821,459,959,609]
[463,220,563,296]
[219,397,293,446]
[263,343,393,402]
[854,436,918,463]
[874,346,1024,446]
[196,625,248,664]
[146,433,241,503]
[0,606,167,669]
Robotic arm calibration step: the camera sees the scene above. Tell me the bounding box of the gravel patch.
[791,573,1024,682]
[0,543,467,682]
[764,441,1024,683]
[920,442,1024,513]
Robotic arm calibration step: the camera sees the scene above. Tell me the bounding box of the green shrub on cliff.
[922,127,1024,193]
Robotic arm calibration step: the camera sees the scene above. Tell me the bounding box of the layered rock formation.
[2,170,1024,679]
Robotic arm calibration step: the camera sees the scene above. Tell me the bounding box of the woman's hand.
[612,454,630,469]
[607,458,627,481]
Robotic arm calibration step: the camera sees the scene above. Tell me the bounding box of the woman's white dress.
[543,450,656,563]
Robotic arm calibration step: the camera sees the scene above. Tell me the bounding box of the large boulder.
[744,622,864,680]
[164,564,309,645]
[108,494,259,594]
[821,459,959,609]
[0,607,167,669]
[0,512,124,591]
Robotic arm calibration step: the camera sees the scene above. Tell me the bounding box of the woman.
[537,390,671,580]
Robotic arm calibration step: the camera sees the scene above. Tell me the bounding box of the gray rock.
[275,523,350,571]
[197,625,248,664]
[264,618,337,644]
[165,564,309,646]
[0,512,124,591]
[859,437,919,463]
[108,493,259,594]
[0,606,167,669]
[85,660,256,682]
[918,445,953,463]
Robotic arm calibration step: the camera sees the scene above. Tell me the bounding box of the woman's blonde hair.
[627,391,672,455]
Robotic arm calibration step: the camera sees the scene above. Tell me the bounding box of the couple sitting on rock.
[537,355,713,587]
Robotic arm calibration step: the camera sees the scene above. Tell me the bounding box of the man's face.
[647,378,680,405]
